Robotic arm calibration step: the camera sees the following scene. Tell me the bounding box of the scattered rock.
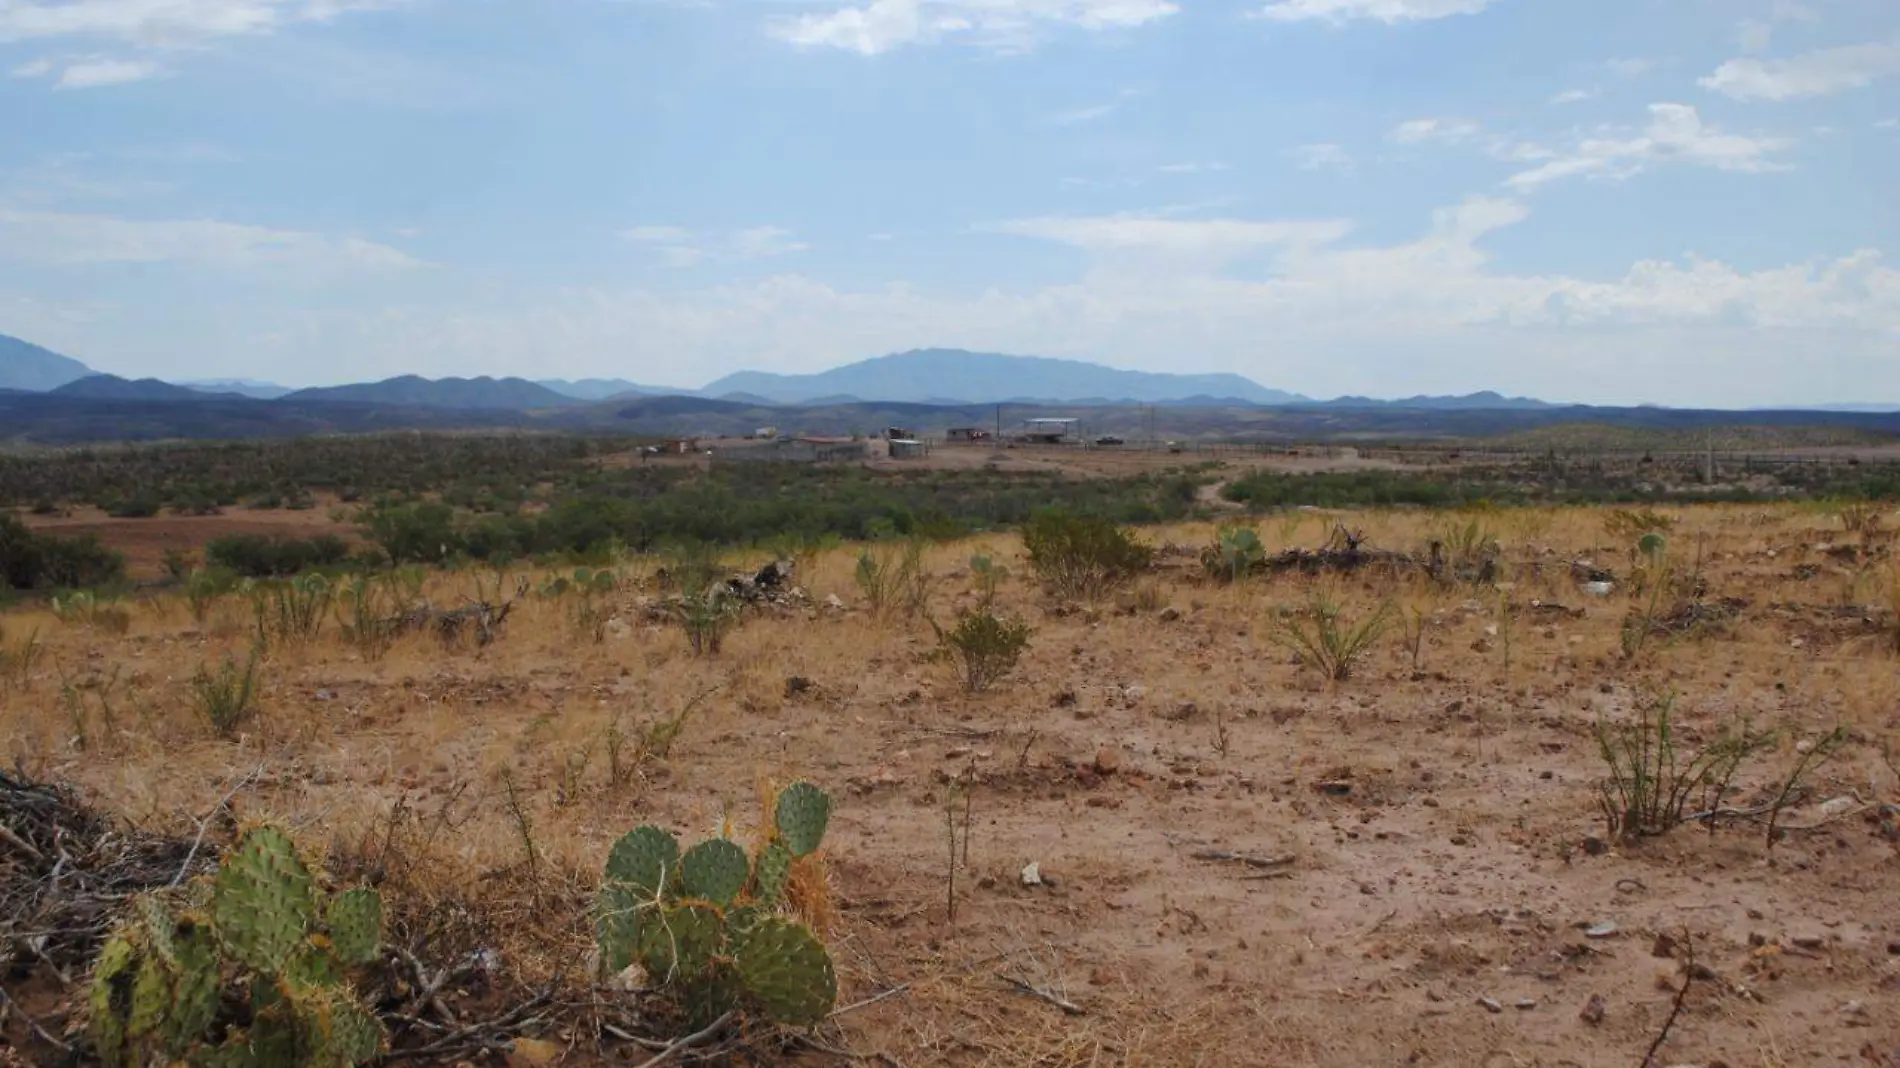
[1313,780,1352,797]
[1477,996,1503,1014]
[1580,835,1608,856]
[1579,993,1606,1025]
[1094,747,1122,775]
[1652,932,1679,959]
[1584,922,1619,940]
[1791,934,1827,951]
[784,676,814,698]
[509,1037,564,1067]
[1020,862,1043,887]
[1158,607,1181,622]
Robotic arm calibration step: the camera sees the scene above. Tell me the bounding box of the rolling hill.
[53,375,217,401]
[0,333,93,391]
[282,375,585,410]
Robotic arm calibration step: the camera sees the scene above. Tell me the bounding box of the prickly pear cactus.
[595,781,838,1028]
[88,827,387,1068]
[773,782,831,858]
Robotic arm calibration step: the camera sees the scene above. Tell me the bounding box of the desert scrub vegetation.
[596,782,837,1026]
[1,511,126,591]
[933,609,1033,693]
[191,650,262,737]
[89,825,386,1067]
[854,538,936,618]
[206,533,352,578]
[1021,509,1154,601]
[1271,591,1395,682]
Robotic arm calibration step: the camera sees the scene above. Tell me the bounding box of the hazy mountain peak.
[0,333,93,392]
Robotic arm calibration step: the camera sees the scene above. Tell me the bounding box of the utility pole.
[994,404,1001,445]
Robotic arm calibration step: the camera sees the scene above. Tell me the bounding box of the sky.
[1,0,1897,406]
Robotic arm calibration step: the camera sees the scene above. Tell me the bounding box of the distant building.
[1013,418,1080,445]
[713,437,867,464]
[753,426,780,440]
[888,439,927,460]
[946,427,993,443]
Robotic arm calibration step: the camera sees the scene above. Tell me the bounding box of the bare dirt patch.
[3,505,1897,1066]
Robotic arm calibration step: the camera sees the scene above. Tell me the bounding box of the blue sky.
[1,0,1896,405]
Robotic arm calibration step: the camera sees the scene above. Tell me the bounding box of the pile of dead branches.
[0,768,216,987]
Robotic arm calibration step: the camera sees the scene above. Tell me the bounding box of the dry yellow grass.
[3,502,1898,1066]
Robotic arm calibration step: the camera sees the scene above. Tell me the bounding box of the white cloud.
[1700,40,1900,101]
[1389,116,1480,145]
[0,0,397,46]
[0,208,420,269]
[1253,0,1502,24]
[54,57,163,87]
[1505,103,1790,190]
[10,57,56,77]
[1049,103,1115,125]
[1284,143,1352,171]
[1158,161,1231,174]
[1549,87,1597,105]
[771,0,1178,55]
[622,225,809,266]
[192,198,1899,405]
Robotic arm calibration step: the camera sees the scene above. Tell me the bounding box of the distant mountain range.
[3,332,1896,418]
[0,334,92,391]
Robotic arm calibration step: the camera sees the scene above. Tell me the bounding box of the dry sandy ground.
[3,505,1898,1067]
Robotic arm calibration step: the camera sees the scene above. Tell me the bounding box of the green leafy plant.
[968,554,1006,611]
[1202,526,1265,584]
[1021,510,1153,602]
[1271,592,1394,683]
[51,590,133,634]
[1593,693,1773,842]
[933,610,1032,694]
[193,650,262,738]
[1621,533,1674,660]
[250,574,333,650]
[184,568,241,625]
[671,587,741,656]
[332,576,396,660]
[88,826,386,1068]
[596,782,838,1028]
[855,538,935,619]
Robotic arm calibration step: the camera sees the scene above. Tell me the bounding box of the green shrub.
[207,533,351,577]
[1272,593,1394,682]
[363,500,461,564]
[671,587,740,655]
[1593,693,1771,841]
[192,651,261,737]
[855,538,935,618]
[1021,510,1153,601]
[250,574,333,648]
[102,495,160,518]
[1,513,125,590]
[934,610,1032,693]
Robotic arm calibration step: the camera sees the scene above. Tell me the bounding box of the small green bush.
[1021,510,1153,601]
[1272,593,1394,682]
[207,533,351,577]
[1,513,125,590]
[193,651,261,737]
[935,610,1032,693]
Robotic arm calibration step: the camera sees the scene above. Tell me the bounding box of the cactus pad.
[640,904,723,982]
[325,888,383,966]
[165,925,222,1047]
[127,953,171,1038]
[89,934,136,1067]
[595,884,646,974]
[751,841,793,907]
[679,839,749,905]
[327,999,386,1065]
[773,783,831,858]
[213,827,316,972]
[733,916,836,1026]
[605,825,680,898]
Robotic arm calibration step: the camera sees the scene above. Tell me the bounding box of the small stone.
[509,1037,563,1067]
[1580,835,1608,856]
[1513,998,1537,1011]
[1477,996,1503,1014]
[1579,993,1606,1025]
[1584,922,1619,940]
[1842,1000,1867,1017]
[1159,607,1181,622]
[1020,862,1043,887]
[1791,934,1826,950]
[1094,747,1121,775]
[1651,932,1678,959]
[1887,940,1900,956]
